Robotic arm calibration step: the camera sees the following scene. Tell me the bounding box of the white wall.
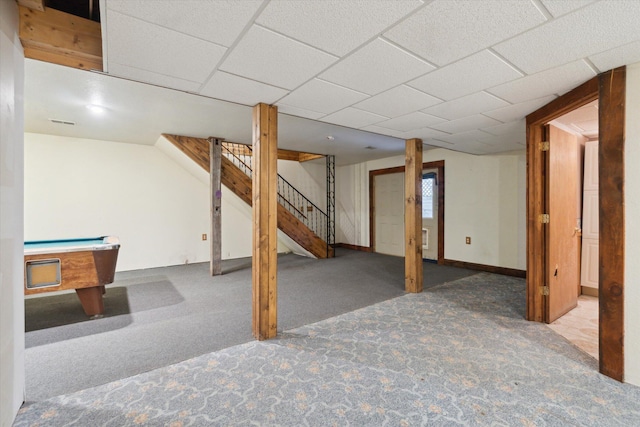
[24,133,289,271]
[625,62,640,386]
[337,148,526,270]
[277,159,327,212]
[0,0,25,424]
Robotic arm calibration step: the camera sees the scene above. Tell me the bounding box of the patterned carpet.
[14,273,640,426]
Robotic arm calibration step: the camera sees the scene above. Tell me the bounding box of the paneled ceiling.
[26,0,640,163]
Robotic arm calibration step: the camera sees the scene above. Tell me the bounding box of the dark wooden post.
[209,137,223,276]
[405,138,423,293]
[252,103,278,340]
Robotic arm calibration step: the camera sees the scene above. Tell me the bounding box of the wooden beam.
[19,5,102,71]
[17,0,45,12]
[209,137,223,276]
[599,67,626,381]
[252,104,278,340]
[404,138,423,293]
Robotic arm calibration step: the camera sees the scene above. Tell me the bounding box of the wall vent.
[49,119,76,125]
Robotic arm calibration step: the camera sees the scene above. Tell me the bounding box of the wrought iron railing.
[221,142,330,247]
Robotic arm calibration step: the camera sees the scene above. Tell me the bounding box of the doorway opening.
[369,160,445,264]
[526,68,625,381]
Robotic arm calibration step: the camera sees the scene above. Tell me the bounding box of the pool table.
[24,236,120,317]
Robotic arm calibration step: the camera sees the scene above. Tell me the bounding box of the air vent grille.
[49,119,76,125]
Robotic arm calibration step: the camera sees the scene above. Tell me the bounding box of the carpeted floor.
[24,249,476,401]
[15,272,640,426]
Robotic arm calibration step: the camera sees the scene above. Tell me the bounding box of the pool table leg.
[75,287,105,316]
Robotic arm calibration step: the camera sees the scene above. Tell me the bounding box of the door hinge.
[539,214,550,224]
[540,286,550,296]
[539,141,550,151]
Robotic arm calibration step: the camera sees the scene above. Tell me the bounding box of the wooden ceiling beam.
[18,4,102,71]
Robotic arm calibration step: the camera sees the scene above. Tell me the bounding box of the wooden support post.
[405,138,423,293]
[252,103,278,340]
[209,137,223,276]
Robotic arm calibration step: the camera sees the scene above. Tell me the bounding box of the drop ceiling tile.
[354,85,441,118]
[482,119,525,136]
[436,130,494,145]
[376,112,445,132]
[108,63,201,93]
[320,108,388,129]
[494,1,640,74]
[256,0,423,56]
[422,92,509,120]
[483,95,556,122]
[384,0,546,66]
[277,104,325,120]
[107,11,226,83]
[477,131,525,146]
[277,79,368,114]
[320,38,435,95]
[399,127,451,141]
[361,125,407,139]
[106,0,262,47]
[589,40,640,73]
[407,50,523,101]
[487,60,595,104]
[431,115,502,134]
[200,71,289,105]
[539,0,597,18]
[219,26,338,90]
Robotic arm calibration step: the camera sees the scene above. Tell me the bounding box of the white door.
[422,169,438,260]
[581,141,599,290]
[375,172,404,256]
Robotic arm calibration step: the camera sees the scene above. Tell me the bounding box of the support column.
[405,138,423,293]
[252,103,278,340]
[209,137,222,276]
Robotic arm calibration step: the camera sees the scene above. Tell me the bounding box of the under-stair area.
[162,134,334,259]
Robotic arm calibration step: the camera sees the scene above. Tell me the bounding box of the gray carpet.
[24,249,476,401]
[15,273,640,426]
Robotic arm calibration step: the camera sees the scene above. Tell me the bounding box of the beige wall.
[24,133,292,271]
[337,148,526,270]
[0,0,25,424]
[625,62,640,386]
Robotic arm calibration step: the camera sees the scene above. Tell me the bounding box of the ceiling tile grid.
[218,25,338,90]
[383,0,548,66]
[255,0,425,57]
[55,0,640,159]
[319,38,435,95]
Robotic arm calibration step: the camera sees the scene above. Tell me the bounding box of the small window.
[422,172,436,219]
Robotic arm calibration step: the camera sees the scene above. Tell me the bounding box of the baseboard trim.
[442,259,526,278]
[335,243,373,253]
[581,286,598,297]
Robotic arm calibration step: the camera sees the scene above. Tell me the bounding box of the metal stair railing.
[221,142,329,245]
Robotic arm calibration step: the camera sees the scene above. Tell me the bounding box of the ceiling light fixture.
[326,135,335,141]
[86,104,106,114]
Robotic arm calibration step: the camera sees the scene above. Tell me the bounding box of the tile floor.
[547,295,599,360]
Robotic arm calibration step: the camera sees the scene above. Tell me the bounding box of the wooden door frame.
[369,160,445,264]
[526,68,625,381]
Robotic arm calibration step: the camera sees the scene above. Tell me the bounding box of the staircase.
[162,134,334,259]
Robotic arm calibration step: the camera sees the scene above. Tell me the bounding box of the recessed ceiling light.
[86,104,106,113]
[326,135,335,141]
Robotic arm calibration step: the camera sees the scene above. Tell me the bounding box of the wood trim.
[209,138,222,276]
[405,139,423,293]
[598,67,625,381]
[369,160,445,264]
[334,243,373,253]
[442,259,526,278]
[252,104,278,341]
[19,5,103,71]
[18,0,45,12]
[525,70,625,382]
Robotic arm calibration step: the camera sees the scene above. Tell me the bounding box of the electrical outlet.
[202,234,207,241]
[465,236,471,245]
